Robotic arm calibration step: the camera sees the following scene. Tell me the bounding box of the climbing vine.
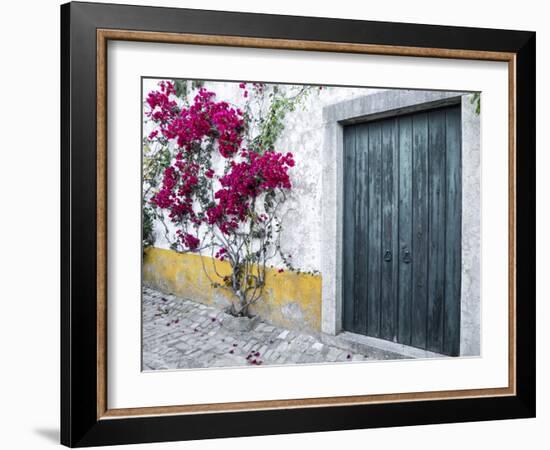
[143,79,317,316]
[470,92,481,115]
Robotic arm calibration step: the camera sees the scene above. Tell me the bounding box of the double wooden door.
[342,104,462,356]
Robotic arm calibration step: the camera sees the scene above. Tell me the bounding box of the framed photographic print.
[60,1,536,447]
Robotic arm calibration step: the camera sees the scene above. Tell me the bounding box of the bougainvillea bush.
[144,80,314,317]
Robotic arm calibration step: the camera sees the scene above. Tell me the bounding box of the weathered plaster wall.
[266,86,382,272]
[460,94,481,356]
[143,247,322,332]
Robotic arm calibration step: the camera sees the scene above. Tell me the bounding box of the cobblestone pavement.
[142,286,388,370]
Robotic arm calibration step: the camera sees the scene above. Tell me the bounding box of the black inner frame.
[61,2,536,447]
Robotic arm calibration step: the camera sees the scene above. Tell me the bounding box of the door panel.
[397,115,413,345]
[380,119,399,341]
[367,122,382,337]
[354,124,369,334]
[426,109,446,352]
[342,104,462,356]
[443,106,462,356]
[342,126,356,332]
[411,112,429,349]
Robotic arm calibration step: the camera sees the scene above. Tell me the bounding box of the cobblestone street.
[142,286,384,370]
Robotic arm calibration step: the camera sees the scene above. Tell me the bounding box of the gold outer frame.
[96,29,516,420]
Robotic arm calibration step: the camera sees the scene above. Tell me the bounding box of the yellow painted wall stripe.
[143,247,322,332]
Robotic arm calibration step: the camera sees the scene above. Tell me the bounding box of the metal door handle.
[402,246,411,264]
[384,250,392,262]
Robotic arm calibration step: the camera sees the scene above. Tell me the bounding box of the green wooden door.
[343,104,462,356]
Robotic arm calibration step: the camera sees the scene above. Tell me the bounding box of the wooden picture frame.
[61,1,535,447]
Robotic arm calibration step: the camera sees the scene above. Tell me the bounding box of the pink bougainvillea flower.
[214,247,227,260]
[180,232,200,251]
[205,149,294,234]
[146,86,244,157]
[147,81,295,240]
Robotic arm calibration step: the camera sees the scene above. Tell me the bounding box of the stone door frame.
[320,89,481,356]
